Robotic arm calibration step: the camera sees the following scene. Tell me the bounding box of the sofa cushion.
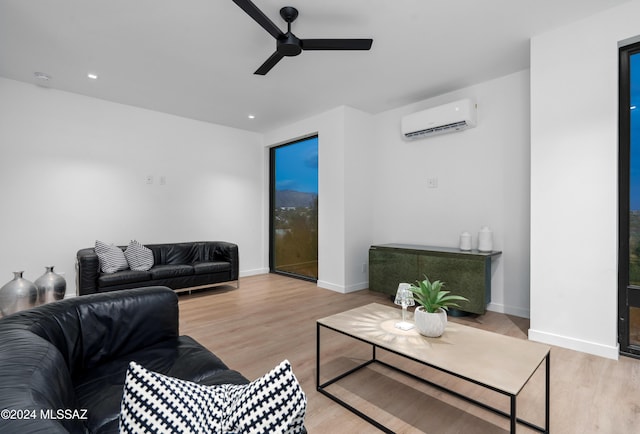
[98,270,151,288]
[165,243,201,265]
[73,335,246,434]
[192,261,231,275]
[95,240,129,274]
[119,359,305,434]
[149,264,194,279]
[123,240,154,271]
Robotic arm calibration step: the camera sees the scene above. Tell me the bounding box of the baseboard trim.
[486,302,530,319]
[239,268,269,278]
[528,328,619,360]
[317,280,369,294]
[345,281,368,293]
[317,280,346,293]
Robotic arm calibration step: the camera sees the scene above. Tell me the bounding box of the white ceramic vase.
[459,232,472,251]
[478,226,493,252]
[414,306,447,337]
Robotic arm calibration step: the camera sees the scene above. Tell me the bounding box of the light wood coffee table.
[316,303,550,433]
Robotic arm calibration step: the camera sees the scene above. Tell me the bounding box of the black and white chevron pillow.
[119,360,306,434]
[124,240,154,271]
[224,360,306,433]
[95,240,129,274]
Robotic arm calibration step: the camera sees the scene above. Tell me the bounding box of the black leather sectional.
[76,241,238,296]
[0,287,249,433]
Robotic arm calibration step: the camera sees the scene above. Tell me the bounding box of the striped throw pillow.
[124,240,154,271]
[95,240,129,274]
[119,360,306,434]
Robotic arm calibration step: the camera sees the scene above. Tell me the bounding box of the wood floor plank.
[178,274,640,434]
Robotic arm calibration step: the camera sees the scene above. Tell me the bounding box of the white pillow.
[124,240,154,271]
[119,360,306,434]
[95,240,129,274]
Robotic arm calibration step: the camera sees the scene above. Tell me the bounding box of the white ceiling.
[0,0,629,132]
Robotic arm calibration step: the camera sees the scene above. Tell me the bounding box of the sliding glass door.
[270,136,318,281]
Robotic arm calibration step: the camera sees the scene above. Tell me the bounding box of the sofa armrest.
[76,248,100,295]
[211,241,239,280]
[4,287,179,375]
[0,329,85,433]
[75,287,180,371]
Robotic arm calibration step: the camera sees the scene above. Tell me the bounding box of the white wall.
[343,107,375,292]
[0,77,264,296]
[370,70,531,317]
[530,0,640,359]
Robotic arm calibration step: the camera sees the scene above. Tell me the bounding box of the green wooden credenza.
[368,243,502,315]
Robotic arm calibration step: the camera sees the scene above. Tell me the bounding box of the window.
[618,40,640,357]
[269,136,318,281]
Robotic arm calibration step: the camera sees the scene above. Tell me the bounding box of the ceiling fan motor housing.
[277,33,302,56]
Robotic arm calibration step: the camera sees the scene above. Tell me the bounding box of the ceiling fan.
[232,0,373,75]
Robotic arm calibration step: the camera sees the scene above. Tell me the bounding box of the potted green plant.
[409,276,469,337]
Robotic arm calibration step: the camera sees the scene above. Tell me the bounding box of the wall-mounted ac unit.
[401,99,477,140]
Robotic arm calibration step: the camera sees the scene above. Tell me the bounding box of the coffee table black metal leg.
[316,322,324,390]
[545,352,550,433]
[511,395,516,433]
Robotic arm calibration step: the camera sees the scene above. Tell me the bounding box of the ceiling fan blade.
[255,51,285,75]
[232,0,284,40]
[301,39,373,51]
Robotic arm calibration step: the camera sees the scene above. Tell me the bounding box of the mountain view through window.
[270,136,318,280]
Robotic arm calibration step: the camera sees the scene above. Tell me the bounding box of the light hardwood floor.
[178,274,640,433]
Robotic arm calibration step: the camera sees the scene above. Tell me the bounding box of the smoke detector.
[33,72,52,87]
[33,72,51,81]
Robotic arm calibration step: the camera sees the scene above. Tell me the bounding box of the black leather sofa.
[0,287,250,433]
[76,241,238,296]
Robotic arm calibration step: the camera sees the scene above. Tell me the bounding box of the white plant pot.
[414,307,447,337]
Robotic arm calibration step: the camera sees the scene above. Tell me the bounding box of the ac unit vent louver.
[401,99,477,140]
[405,120,469,139]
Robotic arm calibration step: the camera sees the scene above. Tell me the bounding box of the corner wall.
[263,106,374,293]
[0,77,264,296]
[529,0,640,359]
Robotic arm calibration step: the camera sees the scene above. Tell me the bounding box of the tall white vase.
[478,226,493,252]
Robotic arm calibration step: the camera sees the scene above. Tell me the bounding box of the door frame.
[618,40,640,358]
[268,134,319,282]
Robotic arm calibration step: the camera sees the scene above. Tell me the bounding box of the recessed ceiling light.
[248,114,256,119]
[87,73,98,80]
[33,72,51,81]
